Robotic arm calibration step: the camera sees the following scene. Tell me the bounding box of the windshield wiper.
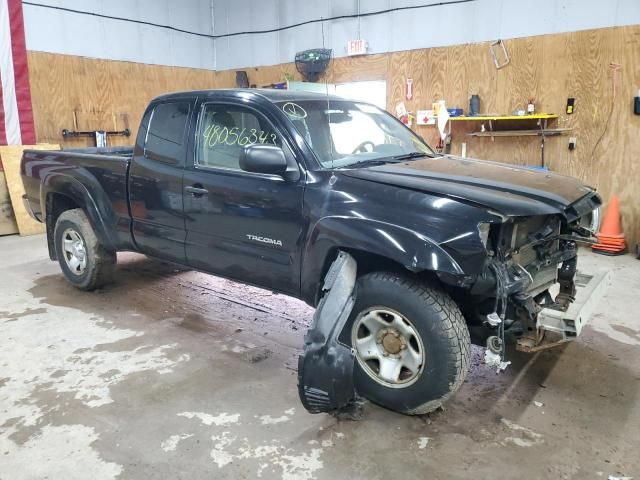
[337,152,432,169]
[391,152,432,161]
[337,159,396,169]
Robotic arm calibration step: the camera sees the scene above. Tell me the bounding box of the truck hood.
[340,155,597,217]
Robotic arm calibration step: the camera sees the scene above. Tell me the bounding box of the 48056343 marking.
[203,124,278,148]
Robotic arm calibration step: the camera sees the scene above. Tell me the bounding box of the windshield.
[276,100,435,168]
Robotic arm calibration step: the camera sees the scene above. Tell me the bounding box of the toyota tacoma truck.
[21,89,609,415]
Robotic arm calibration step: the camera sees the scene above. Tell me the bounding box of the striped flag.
[0,0,36,152]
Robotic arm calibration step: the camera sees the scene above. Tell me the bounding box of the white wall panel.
[212,0,640,70]
[248,0,279,68]
[23,0,215,69]
[22,0,640,71]
[359,2,390,55]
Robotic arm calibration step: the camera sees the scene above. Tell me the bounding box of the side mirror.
[239,144,299,181]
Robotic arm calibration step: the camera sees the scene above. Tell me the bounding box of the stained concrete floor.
[1,234,639,480]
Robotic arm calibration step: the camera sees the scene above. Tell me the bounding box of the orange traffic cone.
[592,196,626,255]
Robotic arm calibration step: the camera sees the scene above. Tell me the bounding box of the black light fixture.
[295,48,332,82]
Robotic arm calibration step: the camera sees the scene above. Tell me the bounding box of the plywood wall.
[25,25,639,244]
[27,52,219,148]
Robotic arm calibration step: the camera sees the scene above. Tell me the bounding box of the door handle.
[185,185,208,197]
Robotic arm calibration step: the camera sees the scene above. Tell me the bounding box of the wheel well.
[314,248,441,306]
[46,193,81,260]
[343,248,406,276]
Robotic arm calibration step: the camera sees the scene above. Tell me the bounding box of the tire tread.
[54,209,116,290]
[358,271,470,415]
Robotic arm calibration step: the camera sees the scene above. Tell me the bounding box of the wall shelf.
[448,113,566,167]
[467,128,572,137]
[449,114,559,122]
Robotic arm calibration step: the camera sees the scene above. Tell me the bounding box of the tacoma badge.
[246,234,283,247]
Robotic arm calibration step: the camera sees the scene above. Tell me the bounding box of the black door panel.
[183,101,304,295]
[183,169,304,295]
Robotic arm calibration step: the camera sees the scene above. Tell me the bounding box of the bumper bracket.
[517,270,611,352]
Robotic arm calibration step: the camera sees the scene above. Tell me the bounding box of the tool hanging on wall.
[62,128,131,148]
[490,39,510,69]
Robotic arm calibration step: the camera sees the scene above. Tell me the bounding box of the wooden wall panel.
[0,172,19,236]
[27,52,219,148]
[327,53,389,84]
[24,25,640,244]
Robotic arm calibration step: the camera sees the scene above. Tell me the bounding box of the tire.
[53,208,116,290]
[346,271,470,414]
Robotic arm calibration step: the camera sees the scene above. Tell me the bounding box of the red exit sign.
[347,39,368,56]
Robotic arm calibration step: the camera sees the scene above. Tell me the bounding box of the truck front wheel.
[53,209,116,290]
[347,272,470,414]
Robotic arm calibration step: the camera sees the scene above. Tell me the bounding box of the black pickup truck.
[21,89,607,415]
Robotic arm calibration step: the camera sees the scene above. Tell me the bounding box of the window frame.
[143,100,193,166]
[193,100,299,181]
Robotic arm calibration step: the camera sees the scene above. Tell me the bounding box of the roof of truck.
[152,88,347,104]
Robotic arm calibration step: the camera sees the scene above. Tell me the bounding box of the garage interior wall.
[20,1,640,244]
[23,0,216,69]
[211,0,640,70]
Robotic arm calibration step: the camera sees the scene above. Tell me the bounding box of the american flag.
[0,0,36,152]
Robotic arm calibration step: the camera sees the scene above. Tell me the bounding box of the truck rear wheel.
[53,209,116,290]
[347,272,470,414]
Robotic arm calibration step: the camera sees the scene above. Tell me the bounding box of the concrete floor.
[1,234,639,480]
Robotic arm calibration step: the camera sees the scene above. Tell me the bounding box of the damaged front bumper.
[516,269,612,352]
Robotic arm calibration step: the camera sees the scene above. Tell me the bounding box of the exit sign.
[347,39,367,56]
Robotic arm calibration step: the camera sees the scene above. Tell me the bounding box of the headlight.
[579,207,601,234]
[589,206,601,234]
[478,223,491,248]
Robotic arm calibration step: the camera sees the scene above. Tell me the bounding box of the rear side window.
[196,104,281,171]
[145,102,191,164]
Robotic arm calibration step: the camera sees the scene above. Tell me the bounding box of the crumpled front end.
[455,192,609,363]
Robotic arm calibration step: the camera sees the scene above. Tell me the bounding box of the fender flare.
[300,216,464,304]
[41,173,119,252]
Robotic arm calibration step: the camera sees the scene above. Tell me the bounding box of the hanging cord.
[489,261,509,365]
[590,62,622,164]
[320,18,334,170]
[23,0,477,41]
[357,0,362,39]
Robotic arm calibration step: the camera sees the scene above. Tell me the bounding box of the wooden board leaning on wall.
[0,144,60,236]
[0,172,19,236]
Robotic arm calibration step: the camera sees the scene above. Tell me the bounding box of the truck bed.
[21,146,135,253]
